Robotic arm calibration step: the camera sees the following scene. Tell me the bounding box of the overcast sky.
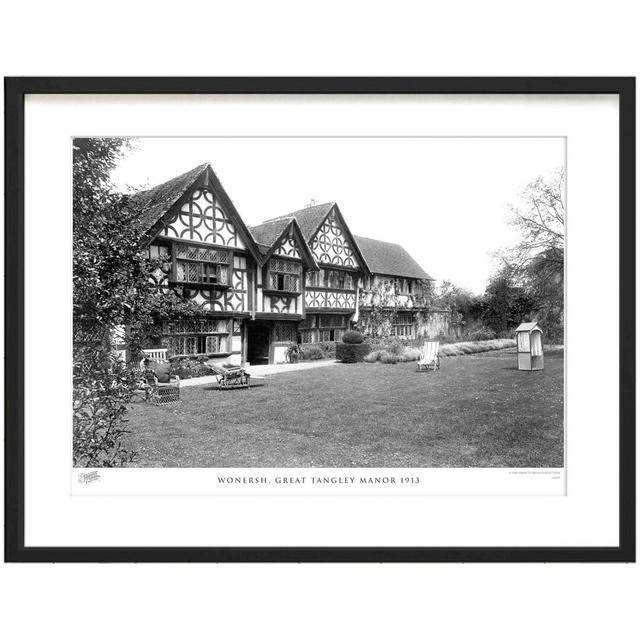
[110,137,564,294]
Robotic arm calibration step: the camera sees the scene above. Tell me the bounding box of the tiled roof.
[354,235,433,280]
[260,202,335,241]
[126,163,208,231]
[249,217,319,267]
[128,166,432,282]
[248,217,294,247]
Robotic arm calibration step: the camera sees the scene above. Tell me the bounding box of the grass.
[124,349,564,468]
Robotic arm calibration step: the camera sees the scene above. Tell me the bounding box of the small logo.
[78,470,101,484]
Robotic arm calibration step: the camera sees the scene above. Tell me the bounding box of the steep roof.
[126,162,209,231]
[248,217,319,268]
[354,235,433,280]
[260,202,335,241]
[249,217,294,247]
[127,162,261,261]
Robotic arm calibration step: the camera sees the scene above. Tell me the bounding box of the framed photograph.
[5,77,635,562]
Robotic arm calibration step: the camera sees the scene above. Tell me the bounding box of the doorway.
[247,322,271,365]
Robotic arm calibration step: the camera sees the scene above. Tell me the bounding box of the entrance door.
[247,322,271,365]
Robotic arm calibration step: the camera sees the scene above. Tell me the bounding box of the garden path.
[179,359,340,388]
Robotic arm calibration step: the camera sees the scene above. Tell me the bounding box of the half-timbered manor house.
[129,162,447,365]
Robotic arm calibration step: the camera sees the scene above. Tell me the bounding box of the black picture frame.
[4,77,635,563]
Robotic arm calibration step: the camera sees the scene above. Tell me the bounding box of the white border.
[24,94,618,547]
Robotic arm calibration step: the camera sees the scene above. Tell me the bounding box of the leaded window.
[299,316,317,329]
[307,268,354,290]
[162,318,230,356]
[319,314,346,328]
[173,242,230,286]
[299,316,316,343]
[162,319,228,334]
[327,269,350,289]
[317,328,343,342]
[274,323,297,343]
[305,270,321,287]
[392,312,415,337]
[317,314,347,342]
[300,330,316,344]
[268,258,301,292]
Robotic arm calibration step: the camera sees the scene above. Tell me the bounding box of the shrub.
[299,341,338,361]
[336,342,372,363]
[363,346,422,364]
[342,330,364,344]
[317,341,337,358]
[300,345,324,360]
[380,351,399,364]
[286,342,301,363]
[467,327,496,342]
[73,337,139,467]
[385,339,405,356]
[400,347,422,362]
[438,338,516,357]
[544,326,564,344]
[363,350,382,363]
[170,356,212,379]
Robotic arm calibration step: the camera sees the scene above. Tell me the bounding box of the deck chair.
[417,341,440,371]
[206,363,251,388]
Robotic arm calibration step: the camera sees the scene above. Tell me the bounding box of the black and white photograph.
[73,136,565,471]
[2,1,638,636]
[7,77,632,565]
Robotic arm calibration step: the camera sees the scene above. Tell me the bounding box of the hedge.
[336,342,372,363]
[342,330,364,344]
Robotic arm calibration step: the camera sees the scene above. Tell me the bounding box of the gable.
[273,233,302,259]
[159,185,246,250]
[128,163,209,232]
[309,210,358,268]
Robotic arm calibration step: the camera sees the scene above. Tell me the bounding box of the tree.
[433,280,482,335]
[496,168,565,340]
[501,168,565,274]
[434,280,476,314]
[73,138,196,466]
[480,273,535,336]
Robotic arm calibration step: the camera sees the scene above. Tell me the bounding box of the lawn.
[124,349,564,468]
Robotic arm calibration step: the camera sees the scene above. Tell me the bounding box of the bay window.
[267,258,301,293]
[173,243,230,287]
